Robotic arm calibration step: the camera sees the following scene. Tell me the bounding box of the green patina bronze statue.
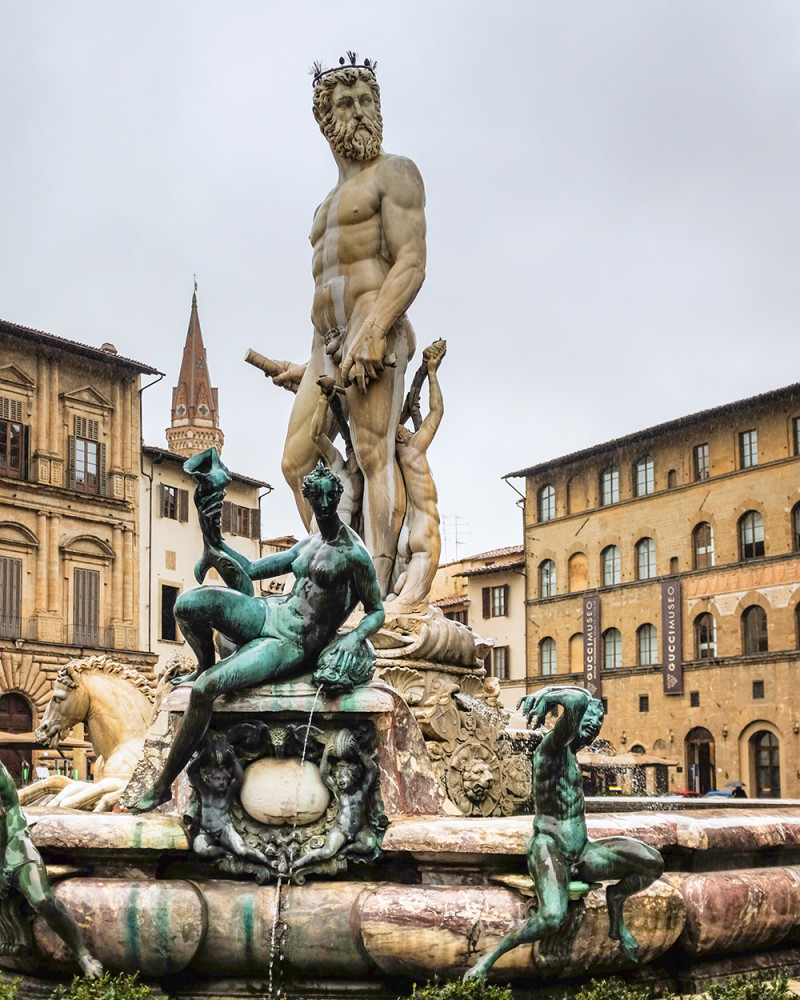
[133,455,385,814]
[465,685,664,980]
[0,761,102,976]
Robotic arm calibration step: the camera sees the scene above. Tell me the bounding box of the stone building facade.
[431,545,526,712]
[140,446,269,666]
[0,317,160,779]
[507,382,800,798]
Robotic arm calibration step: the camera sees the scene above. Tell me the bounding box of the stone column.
[36,357,48,454]
[122,381,132,475]
[35,512,47,613]
[112,526,123,623]
[123,528,133,623]
[48,515,60,615]
[48,360,59,455]
[111,383,122,471]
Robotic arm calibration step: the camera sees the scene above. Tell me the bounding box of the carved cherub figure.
[293,733,381,870]
[186,739,268,866]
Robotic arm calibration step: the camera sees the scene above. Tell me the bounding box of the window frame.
[601,545,621,586]
[539,559,556,598]
[482,584,509,618]
[537,484,556,523]
[602,627,622,670]
[540,636,557,676]
[600,467,620,506]
[693,522,715,569]
[739,429,758,469]
[637,623,658,666]
[695,612,717,659]
[634,456,654,497]
[636,537,656,580]
[742,604,768,655]
[693,443,710,481]
[739,510,765,560]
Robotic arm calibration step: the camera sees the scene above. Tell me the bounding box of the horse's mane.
[56,655,156,702]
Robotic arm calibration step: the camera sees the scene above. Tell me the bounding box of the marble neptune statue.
[249,54,430,606]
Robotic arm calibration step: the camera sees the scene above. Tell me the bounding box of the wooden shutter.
[67,435,77,490]
[250,507,261,539]
[221,501,232,534]
[73,569,99,645]
[0,557,22,637]
[21,424,29,482]
[178,489,189,523]
[482,587,490,619]
[98,442,107,496]
[503,584,510,616]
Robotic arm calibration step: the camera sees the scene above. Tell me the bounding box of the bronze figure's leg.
[465,835,570,980]
[16,862,102,978]
[577,836,664,962]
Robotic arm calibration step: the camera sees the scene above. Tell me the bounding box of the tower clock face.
[198,404,209,416]
[176,404,187,417]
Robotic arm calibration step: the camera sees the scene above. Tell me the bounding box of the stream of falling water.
[268,874,283,996]
[270,683,324,995]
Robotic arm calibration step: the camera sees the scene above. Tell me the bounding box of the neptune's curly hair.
[301,460,344,502]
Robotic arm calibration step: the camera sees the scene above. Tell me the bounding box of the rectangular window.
[73,568,99,646]
[482,584,509,618]
[600,468,619,506]
[160,485,189,521]
[68,417,105,495]
[753,680,765,700]
[693,443,709,481]
[601,698,608,715]
[739,429,758,468]
[794,417,800,457]
[690,691,700,707]
[491,646,510,680]
[0,418,26,480]
[0,556,22,638]
[638,695,649,713]
[221,502,261,539]
[444,609,468,626]
[161,584,180,641]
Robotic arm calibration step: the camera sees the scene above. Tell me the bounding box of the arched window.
[540,637,557,676]
[742,605,768,654]
[693,522,714,569]
[600,467,619,506]
[739,510,765,560]
[537,485,556,523]
[568,552,588,592]
[636,537,656,580]
[634,456,654,497]
[539,559,556,598]
[792,503,800,551]
[603,627,622,669]
[637,623,658,665]
[601,545,621,586]
[686,727,716,795]
[569,632,584,672]
[751,730,780,798]
[695,612,717,659]
[667,469,678,489]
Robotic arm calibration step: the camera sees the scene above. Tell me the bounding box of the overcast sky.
[2,2,799,559]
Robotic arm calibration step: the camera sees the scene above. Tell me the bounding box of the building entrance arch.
[685,726,715,794]
[0,691,33,782]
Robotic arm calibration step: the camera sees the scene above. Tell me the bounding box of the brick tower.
[165,285,224,457]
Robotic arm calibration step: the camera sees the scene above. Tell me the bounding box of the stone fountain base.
[6,804,800,996]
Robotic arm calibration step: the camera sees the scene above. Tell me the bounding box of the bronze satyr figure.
[465,685,664,979]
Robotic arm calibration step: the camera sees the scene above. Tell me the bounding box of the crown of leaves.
[311,51,378,87]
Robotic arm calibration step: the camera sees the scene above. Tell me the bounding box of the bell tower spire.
[166,282,224,457]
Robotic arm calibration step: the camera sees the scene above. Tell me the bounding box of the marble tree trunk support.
[276,55,427,597]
